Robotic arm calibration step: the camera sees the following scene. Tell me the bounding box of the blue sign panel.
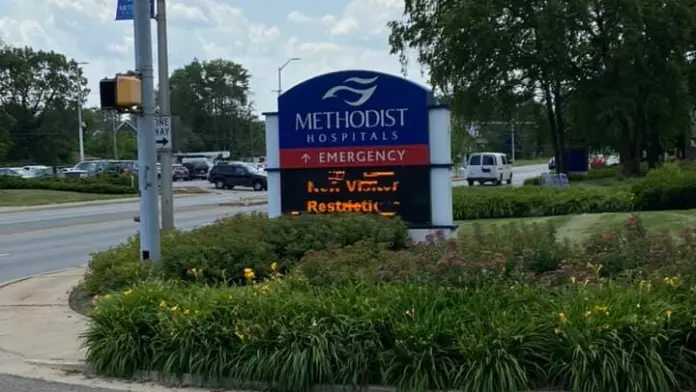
[278,70,434,150]
[115,0,155,20]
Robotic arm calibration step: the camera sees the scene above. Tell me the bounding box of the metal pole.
[277,67,282,97]
[112,113,118,159]
[134,0,161,261]
[511,120,516,162]
[77,89,84,161]
[157,0,174,231]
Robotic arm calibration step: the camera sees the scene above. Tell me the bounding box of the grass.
[0,189,131,207]
[513,158,548,166]
[456,209,696,243]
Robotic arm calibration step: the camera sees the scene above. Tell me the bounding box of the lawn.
[0,189,131,207]
[513,158,548,166]
[457,209,696,243]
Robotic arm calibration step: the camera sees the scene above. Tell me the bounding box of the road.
[0,164,547,283]
[0,375,131,392]
[178,163,548,190]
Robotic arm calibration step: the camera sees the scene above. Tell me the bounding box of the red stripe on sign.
[279,144,430,168]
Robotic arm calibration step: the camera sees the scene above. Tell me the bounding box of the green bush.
[452,185,634,220]
[463,164,696,220]
[0,175,137,194]
[83,213,409,294]
[83,277,696,392]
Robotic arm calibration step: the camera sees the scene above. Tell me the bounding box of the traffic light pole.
[133,0,161,260]
[156,0,175,231]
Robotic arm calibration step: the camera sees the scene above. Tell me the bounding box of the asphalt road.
[0,164,547,283]
[0,204,265,283]
[179,163,548,190]
[0,375,130,392]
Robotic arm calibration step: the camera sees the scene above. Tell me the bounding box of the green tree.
[0,41,87,165]
[169,59,262,156]
[389,0,592,173]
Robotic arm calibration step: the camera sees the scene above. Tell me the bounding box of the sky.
[0,0,428,115]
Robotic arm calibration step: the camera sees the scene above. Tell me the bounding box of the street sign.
[115,0,155,20]
[155,115,171,150]
[275,70,436,225]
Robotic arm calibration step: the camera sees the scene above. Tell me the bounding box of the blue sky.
[0,0,427,114]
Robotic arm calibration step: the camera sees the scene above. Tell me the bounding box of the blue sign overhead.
[278,70,434,150]
[115,0,155,20]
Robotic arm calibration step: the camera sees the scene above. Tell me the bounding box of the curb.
[25,361,569,392]
[0,193,207,214]
[0,266,85,290]
[219,199,268,207]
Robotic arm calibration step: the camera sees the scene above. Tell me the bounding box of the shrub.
[83,213,409,294]
[452,186,634,220]
[0,175,137,194]
[82,277,696,392]
[464,164,696,220]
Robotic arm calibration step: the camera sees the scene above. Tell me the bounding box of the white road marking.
[0,253,9,257]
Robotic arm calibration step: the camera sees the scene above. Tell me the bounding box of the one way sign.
[155,115,171,151]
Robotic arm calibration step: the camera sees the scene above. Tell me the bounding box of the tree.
[169,59,261,156]
[0,41,87,164]
[389,0,592,173]
[389,0,696,175]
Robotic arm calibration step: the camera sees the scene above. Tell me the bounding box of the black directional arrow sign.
[156,138,168,146]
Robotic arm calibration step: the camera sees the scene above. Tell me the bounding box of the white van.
[466,152,512,186]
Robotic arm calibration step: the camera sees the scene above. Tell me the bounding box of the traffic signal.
[99,73,142,112]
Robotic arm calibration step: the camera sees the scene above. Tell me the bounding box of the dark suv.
[182,160,210,180]
[208,162,267,191]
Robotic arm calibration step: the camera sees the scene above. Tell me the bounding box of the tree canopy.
[0,42,262,165]
[389,0,696,174]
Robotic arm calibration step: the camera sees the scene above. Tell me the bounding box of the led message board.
[280,166,431,225]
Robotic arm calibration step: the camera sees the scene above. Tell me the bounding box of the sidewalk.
[0,268,211,391]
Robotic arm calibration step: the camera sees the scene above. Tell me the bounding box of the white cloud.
[0,0,428,116]
[287,10,313,24]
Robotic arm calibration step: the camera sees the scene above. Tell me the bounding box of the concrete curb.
[219,198,268,207]
[0,266,84,290]
[0,193,207,214]
[25,360,568,392]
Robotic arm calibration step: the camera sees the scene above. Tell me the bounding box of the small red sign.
[279,144,429,169]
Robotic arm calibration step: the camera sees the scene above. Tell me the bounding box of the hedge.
[0,174,137,194]
[82,213,408,295]
[82,216,696,392]
[454,163,696,220]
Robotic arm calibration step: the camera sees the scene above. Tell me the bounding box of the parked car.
[172,164,189,181]
[0,168,22,177]
[63,160,134,178]
[208,161,267,191]
[590,155,606,169]
[465,152,512,186]
[182,160,210,180]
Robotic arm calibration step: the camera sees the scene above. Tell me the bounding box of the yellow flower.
[243,268,255,280]
[558,312,568,324]
[554,328,564,336]
[183,309,190,315]
[592,305,609,315]
[270,262,278,271]
[170,305,178,312]
[600,324,611,330]
[159,300,168,308]
[584,310,592,318]
[262,284,270,294]
[235,331,245,341]
[665,309,673,320]
[123,289,133,296]
[103,294,112,300]
[91,295,101,305]
[664,276,679,287]
[570,276,576,284]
